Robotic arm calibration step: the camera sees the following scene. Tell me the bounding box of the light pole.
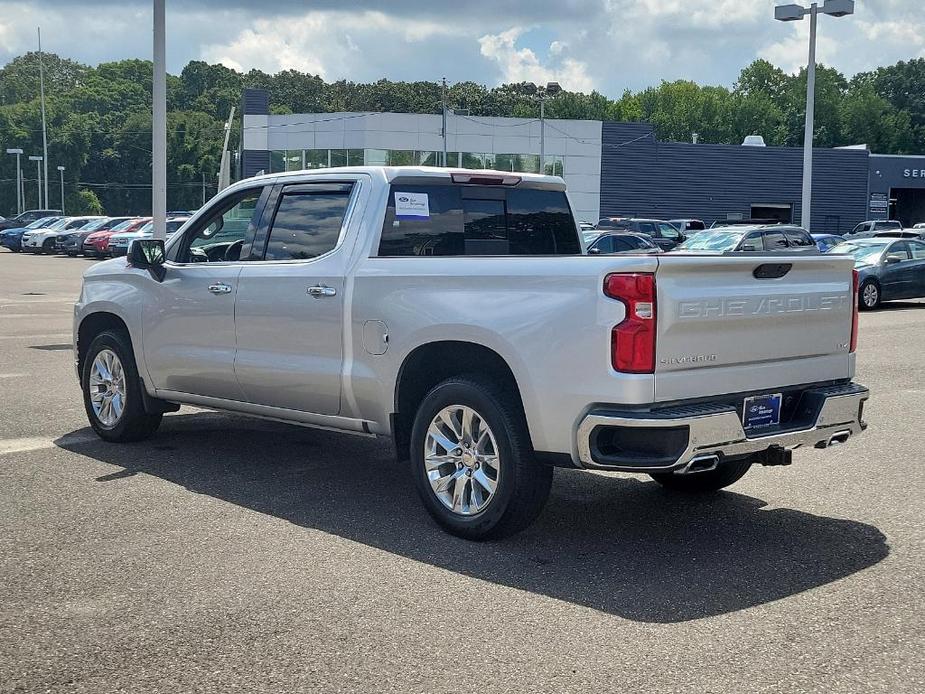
[57,165,65,215]
[6,148,23,214]
[152,0,167,240]
[29,156,43,209]
[535,81,561,174]
[775,0,854,229]
[38,28,49,212]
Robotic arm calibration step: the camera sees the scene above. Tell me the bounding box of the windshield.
[26,217,56,229]
[47,218,73,230]
[830,241,889,265]
[138,221,154,233]
[80,218,111,232]
[109,219,137,232]
[678,230,744,251]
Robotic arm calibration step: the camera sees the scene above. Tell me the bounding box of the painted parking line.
[0,334,72,341]
[0,432,98,456]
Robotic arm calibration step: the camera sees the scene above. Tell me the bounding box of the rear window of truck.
[377,184,581,256]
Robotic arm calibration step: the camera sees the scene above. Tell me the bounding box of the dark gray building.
[600,123,871,235]
[868,154,925,226]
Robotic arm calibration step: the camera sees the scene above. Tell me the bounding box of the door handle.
[307,284,337,298]
[208,282,233,295]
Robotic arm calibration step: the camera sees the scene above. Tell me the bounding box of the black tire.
[41,238,56,254]
[859,279,880,311]
[409,377,552,540]
[649,458,752,493]
[81,329,162,442]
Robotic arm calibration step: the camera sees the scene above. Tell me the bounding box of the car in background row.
[83,218,149,257]
[830,237,925,310]
[668,218,706,234]
[586,232,660,255]
[22,216,105,253]
[55,217,135,256]
[0,209,62,232]
[849,220,902,235]
[914,222,925,230]
[709,218,782,228]
[811,233,845,252]
[108,216,190,257]
[0,216,63,252]
[595,217,685,250]
[676,225,817,253]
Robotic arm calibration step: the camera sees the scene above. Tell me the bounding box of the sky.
[1,0,923,95]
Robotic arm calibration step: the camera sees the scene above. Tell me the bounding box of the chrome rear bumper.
[577,382,868,472]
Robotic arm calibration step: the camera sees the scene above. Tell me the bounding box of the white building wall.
[245,111,602,223]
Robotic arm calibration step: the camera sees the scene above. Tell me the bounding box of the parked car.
[676,225,817,253]
[872,229,925,240]
[595,217,685,250]
[22,216,105,254]
[83,218,149,257]
[108,217,190,257]
[668,219,706,234]
[829,237,925,310]
[0,209,62,232]
[0,216,63,252]
[56,217,134,256]
[73,166,867,540]
[849,220,902,236]
[709,218,782,228]
[913,222,925,230]
[587,232,660,254]
[811,233,846,252]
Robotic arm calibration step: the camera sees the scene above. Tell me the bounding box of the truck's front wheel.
[649,459,752,493]
[409,377,552,540]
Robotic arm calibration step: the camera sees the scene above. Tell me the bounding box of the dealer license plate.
[742,393,782,429]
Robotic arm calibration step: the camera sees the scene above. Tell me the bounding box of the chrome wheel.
[862,283,879,309]
[88,349,126,427]
[424,405,500,516]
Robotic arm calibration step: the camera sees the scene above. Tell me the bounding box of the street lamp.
[775,0,854,229]
[6,148,23,214]
[534,81,562,175]
[28,155,43,209]
[57,165,65,215]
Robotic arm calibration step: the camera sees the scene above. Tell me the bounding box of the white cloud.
[478,28,595,92]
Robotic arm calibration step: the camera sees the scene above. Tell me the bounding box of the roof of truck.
[245,166,567,191]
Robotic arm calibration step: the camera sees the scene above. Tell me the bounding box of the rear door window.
[657,223,680,240]
[784,229,814,247]
[378,184,580,256]
[636,222,657,235]
[763,231,788,250]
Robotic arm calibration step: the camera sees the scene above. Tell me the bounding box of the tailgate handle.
[753,263,792,279]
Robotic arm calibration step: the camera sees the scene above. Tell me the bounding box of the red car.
[83,217,149,257]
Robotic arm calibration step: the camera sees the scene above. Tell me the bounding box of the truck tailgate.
[654,254,855,402]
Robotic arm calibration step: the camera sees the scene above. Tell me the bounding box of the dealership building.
[240,88,925,234]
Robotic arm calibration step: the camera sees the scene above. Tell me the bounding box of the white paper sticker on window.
[394,192,430,219]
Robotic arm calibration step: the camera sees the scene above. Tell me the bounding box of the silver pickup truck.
[74,167,868,539]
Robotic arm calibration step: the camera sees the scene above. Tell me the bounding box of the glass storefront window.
[270,150,286,174]
[543,156,564,177]
[416,151,440,167]
[285,150,302,171]
[389,150,415,166]
[330,149,347,167]
[304,149,327,169]
[461,152,484,169]
[347,149,364,165]
[364,149,389,166]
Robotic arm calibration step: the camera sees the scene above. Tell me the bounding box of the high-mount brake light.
[450,173,521,186]
[603,273,656,373]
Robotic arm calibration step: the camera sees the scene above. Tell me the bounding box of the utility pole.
[217,106,235,191]
[441,77,448,167]
[57,165,65,214]
[37,28,49,211]
[152,0,167,240]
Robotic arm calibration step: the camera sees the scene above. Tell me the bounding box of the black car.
[0,209,62,232]
[676,225,818,253]
[595,217,684,250]
[587,232,661,255]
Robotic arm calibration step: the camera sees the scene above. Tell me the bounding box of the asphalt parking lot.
[0,250,922,693]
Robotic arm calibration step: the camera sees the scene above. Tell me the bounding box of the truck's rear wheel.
[81,329,162,442]
[409,377,552,540]
[649,459,751,493]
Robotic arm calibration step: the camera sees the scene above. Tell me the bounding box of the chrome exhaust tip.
[676,454,720,475]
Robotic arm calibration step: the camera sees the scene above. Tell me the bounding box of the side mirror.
[128,238,166,280]
[588,247,602,255]
[885,253,905,264]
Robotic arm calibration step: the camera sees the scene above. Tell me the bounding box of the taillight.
[604,273,656,373]
[850,268,859,353]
